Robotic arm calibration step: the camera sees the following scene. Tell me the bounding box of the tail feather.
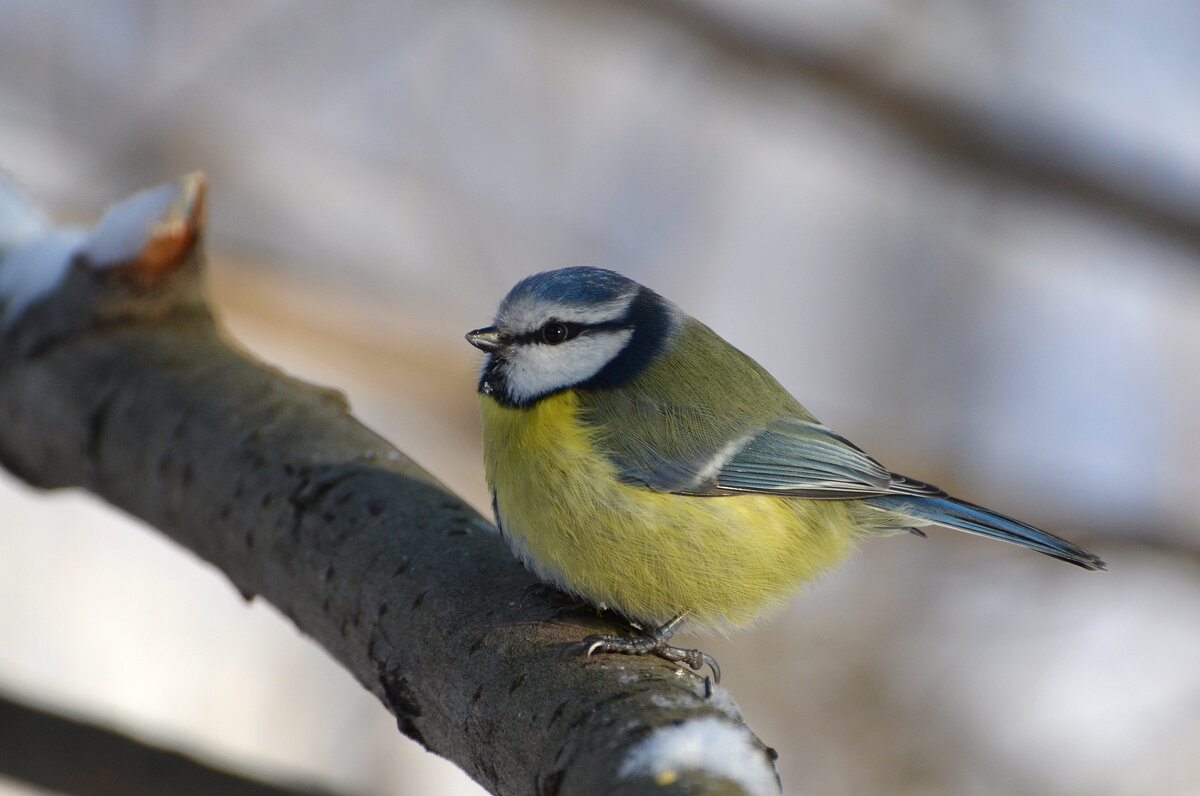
[864,494,1106,571]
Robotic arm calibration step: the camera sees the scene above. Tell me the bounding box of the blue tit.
[466,267,1104,680]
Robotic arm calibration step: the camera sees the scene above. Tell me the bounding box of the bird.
[466,266,1105,681]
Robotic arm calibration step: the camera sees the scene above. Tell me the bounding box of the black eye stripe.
[512,320,625,345]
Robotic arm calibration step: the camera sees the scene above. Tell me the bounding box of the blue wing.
[579,388,943,499]
[711,419,945,499]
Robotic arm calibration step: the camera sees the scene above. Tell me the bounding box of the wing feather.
[714,420,946,499]
[574,317,944,500]
[580,390,943,499]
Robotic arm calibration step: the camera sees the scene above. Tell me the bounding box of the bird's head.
[467,266,678,407]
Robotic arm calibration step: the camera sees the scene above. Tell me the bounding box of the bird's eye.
[540,322,569,345]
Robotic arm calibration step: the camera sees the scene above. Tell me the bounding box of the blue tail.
[864,494,1106,571]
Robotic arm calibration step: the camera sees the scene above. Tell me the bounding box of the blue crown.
[504,267,637,308]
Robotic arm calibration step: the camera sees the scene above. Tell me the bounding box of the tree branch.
[0,173,781,795]
[0,689,338,796]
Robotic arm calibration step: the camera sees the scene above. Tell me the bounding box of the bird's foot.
[562,613,721,683]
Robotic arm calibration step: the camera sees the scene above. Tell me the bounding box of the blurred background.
[2,1,1199,794]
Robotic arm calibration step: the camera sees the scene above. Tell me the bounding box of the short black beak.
[466,326,503,352]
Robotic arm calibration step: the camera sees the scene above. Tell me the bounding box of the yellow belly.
[480,390,858,631]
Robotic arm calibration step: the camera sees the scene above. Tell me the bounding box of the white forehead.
[495,288,637,332]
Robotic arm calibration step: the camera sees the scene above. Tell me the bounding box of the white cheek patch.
[504,329,633,404]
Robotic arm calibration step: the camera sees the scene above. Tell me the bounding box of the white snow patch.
[619,716,779,795]
[79,182,180,269]
[0,228,86,329]
[0,171,50,253]
[699,683,744,718]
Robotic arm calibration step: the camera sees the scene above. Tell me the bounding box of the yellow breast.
[480,390,858,631]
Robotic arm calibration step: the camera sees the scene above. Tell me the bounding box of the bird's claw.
[653,644,722,683]
[561,626,722,684]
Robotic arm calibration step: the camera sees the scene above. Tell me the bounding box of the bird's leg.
[563,612,722,683]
